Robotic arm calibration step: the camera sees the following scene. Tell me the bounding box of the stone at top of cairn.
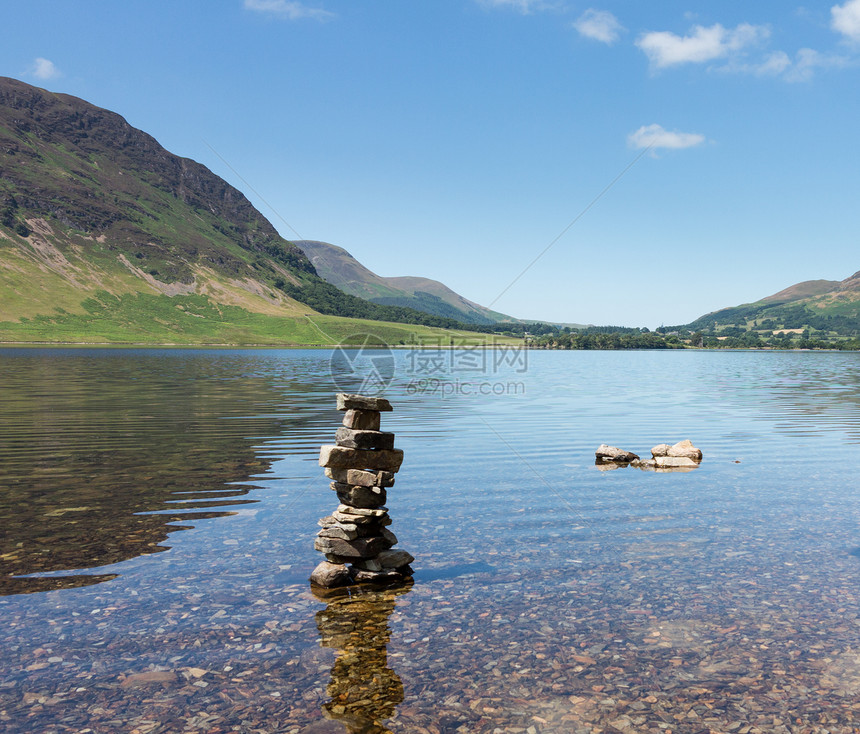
[311,393,414,589]
[336,393,393,412]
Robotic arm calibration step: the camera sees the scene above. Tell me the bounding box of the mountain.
[682,271,860,336]
[0,77,505,345]
[296,240,514,325]
[760,279,843,303]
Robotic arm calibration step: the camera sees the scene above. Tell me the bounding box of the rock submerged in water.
[651,439,703,461]
[598,440,703,472]
[595,444,640,463]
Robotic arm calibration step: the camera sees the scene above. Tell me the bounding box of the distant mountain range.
[682,271,860,336]
[0,77,509,344]
[296,240,513,325]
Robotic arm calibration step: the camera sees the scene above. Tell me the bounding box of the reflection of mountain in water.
[313,582,412,734]
[0,349,324,595]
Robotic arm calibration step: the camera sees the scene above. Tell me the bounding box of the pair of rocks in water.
[311,394,414,589]
[596,439,703,472]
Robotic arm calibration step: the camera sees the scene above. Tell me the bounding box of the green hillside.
[295,240,515,325]
[0,77,517,346]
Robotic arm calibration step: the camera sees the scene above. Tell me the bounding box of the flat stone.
[333,483,387,509]
[595,444,640,463]
[332,510,391,527]
[309,561,352,588]
[352,558,383,571]
[314,536,388,559]
[335,427,395,451]
[336,503,388,517]
[317,525,359,541]
[342,409,381,431]
[376,549,414,569]
[336,393,393,412]
[325,467,395,488]
[324,553,353,564]
[349,567,408,584]
[319,445,404,472]
[654,455,699,468]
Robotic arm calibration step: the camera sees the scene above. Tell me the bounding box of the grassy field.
[0,290,520,347]
[0,229,519,347]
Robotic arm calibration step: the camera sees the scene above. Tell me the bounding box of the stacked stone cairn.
[310,393,414,588]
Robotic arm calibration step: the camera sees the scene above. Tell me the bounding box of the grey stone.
[325,467,395,488]
[336,393,393,412]
[595,444,640,463]
[332,510,391,527]
[352,558,383,571]
[324,553,353,564]
[309,561,351,588]
[376,549,414,569]
[317,525,359,541]
[349,567,407,584]
[380,527,397,546]
[342,409,381,431]
[314,536,388,559]
[332,483,387,509]
[335,427,395,451]
[319,445,404,472]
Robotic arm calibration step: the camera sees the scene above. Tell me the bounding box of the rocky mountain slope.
[0,77,496,343]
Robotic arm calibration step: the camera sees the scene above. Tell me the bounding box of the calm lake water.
[2,347,860,733]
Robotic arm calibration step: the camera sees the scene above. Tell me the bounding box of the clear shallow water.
[2,348,860,733]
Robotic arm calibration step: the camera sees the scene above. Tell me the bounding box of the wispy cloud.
[475,0,556,14]
[729,47,850,82]
[636,23,769,69]
[243,0,334,21]
[29,57,60,81]
[628,124,705,151]
[832,0,860,41]
[573,9,624,44]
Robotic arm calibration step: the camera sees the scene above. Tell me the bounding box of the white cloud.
[243,0,334,21]
[783,48,849,81]
[628,124,705,151]
[755,51,792,76]
[30,57,60,80]
[636,23,769,69]
[573,9,624,44]
[723,47,849,82]
[832,0,860,41]
[475,0,555,14]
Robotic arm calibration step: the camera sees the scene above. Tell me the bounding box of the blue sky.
[2,0,859,327]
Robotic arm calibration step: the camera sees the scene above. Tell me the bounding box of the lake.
[2,346,860,733]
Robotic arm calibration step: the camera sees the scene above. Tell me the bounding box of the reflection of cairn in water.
[312,582,412,734]
[311,394,414,588]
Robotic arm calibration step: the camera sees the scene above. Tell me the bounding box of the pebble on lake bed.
[310,394,414,588]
